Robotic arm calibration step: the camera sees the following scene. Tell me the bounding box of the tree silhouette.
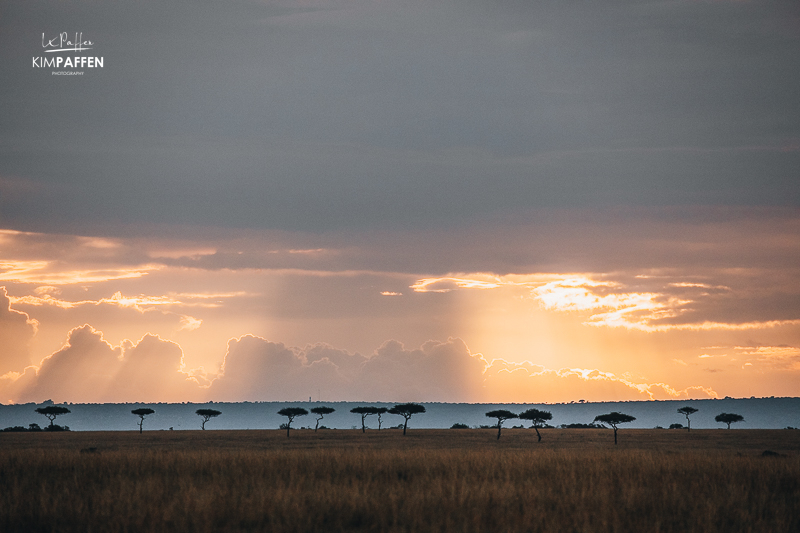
[351,406,379,433]
[35,406,70,428]
[310,406,335,432]
[388,403,426,435]
[518,408,553,442]
[375,407,388,430]
[131,408,155,434]
[593,412,636,444]
[677,406,698,432]
[196,409,222,430]
[277,407,308,437]
[715,412,744,429]
[486,409,518,440]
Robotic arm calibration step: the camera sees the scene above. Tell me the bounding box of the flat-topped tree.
[310,406,335,432]
[196,409,222,430]
[388,403,426,435]
[375,407,388,430]
[351,406,379,433]
[486,409,518,440]
[519,408,553,442]
[593,412,636,445]
[277,407,308,437]
[131,408,155,434]
[677,406,698,432]
[715,412,744,429]
[35,406,70,428]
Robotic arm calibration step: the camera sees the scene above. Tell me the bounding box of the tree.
[375,407,389,430]
[593,412,636,444]
[677,406,698,432]
[486,409,518,440]
[131,408,155,434]
[388,403,426,435]
[715,412,744,429]
[277,407,308,437]
[519,408,553,442]
[196,408,222,430]
[351,406,379,433]
[310,406,335,432]
[35,406,70,428]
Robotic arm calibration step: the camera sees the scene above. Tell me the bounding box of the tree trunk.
[534,426,542,442]
[497,423,502,440]
[361,416,366,433]
[403,418,408,435]
[613,427,618,445]
[286,422,291,437]
[139,419,143,434]
[315,416,322,432]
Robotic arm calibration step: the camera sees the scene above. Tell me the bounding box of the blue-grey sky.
[2,0,798,234]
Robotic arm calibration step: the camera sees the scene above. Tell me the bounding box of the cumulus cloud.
[481,359,718,403]
[4,326,202,403]
[0,286,38,374]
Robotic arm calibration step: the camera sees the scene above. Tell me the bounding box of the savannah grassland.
[1,428,798,532]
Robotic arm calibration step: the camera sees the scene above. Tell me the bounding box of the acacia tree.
[486,409,518,440]
[131,408,155,434]
[715,412,744,429]
[677,406,698,432]
[519,408,553,442]
[35,406,70,428]
[375,407,388,430]
[310,406,335,432]
[196,408,222,430]
[593,412,636,445]
[388,403,426,435]
[351,406,379,433]
[277,407,308,437]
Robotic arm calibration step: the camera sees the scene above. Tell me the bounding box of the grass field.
[1,429,798,532]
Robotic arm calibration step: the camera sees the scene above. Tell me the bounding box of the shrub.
[450,423,469,429]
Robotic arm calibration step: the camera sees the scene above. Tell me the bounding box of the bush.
[43,424,69,432]
[2,426,29,432]
[669,423,684,429]
[450,423,469,429]
[560,423,604,429]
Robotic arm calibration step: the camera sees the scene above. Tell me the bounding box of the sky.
[1,0,799,404]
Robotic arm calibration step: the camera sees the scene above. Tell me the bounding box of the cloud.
[0,286,38,374]
[481,359,718,403]
[208,336,363,402]
[408,271,800,332]
[5,326,203,403]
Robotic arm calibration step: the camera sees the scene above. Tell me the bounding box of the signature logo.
[41,32,94,53]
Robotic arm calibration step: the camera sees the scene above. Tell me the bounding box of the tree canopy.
[486,409,518,440]
[593,412,636,444]
[519,408,553,442]
[677,406,698,432]
[277,407,308,437]
[131,408,155,434]
[310,406,335,432]
[196,408,222,430]
[351,406,380,433]
[35,406,70,428]
[388,403,426,435]
[715,412,744,429]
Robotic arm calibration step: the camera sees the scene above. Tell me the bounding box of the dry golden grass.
[1,429,798,532]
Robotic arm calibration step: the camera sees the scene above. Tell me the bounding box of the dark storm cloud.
[1,0,799,234]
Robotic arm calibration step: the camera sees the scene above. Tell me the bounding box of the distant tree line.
[2,403,754,440]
